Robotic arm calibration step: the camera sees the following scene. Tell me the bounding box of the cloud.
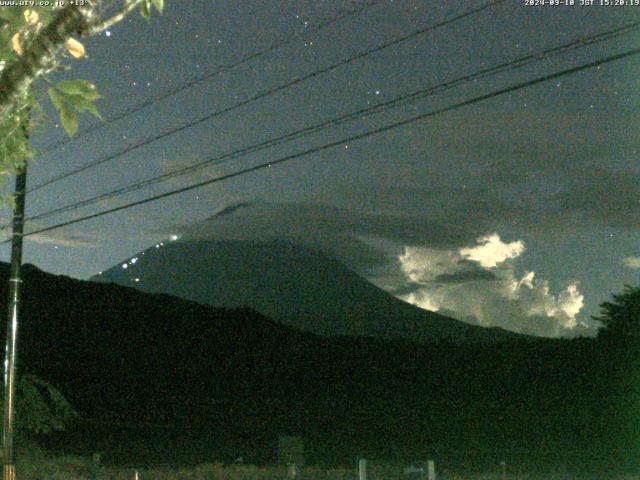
[26,231,98,248]
[553,168,640,227]
[211,202,252,218]
[459,233,525,268]
[433,269,497,284]
[623,256,640,269]
[181,201,480,270]
[326,106,640,236]
[176,202,591,337]
[395,234,589,337]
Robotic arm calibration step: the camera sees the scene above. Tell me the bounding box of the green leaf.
[49,87,78,136]
[48,87,65,111]
[0,30,15,59]
[140,0,152,21]
[11,374,77,434]
[65,94,102,120]
[0,8,24,27]
[56,79,100,101]
[33,6,54,26]
[59,103,78,136]
[50,83,102,127]
[151,0,164,14]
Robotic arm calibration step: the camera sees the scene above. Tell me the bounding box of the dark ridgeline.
[94,239,528,344]
[0,262,637,474]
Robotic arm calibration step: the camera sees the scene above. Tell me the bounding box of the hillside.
[0,263,634,472]
[94,239,524,344]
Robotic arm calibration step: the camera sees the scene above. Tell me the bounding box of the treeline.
[0,264,638,474]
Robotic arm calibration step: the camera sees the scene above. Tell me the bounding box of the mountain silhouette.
[0,263,630,472]
[95,238,525,344]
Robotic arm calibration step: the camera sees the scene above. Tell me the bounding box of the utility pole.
[2,160,28,480]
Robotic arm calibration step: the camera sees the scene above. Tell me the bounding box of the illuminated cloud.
[26,231,98,247]
[396,234,589,337]
[175,202,590,337]
[459,233,525,268]
[399,248,454,283]
[622,256,640,269]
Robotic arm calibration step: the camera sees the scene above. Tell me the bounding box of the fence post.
[427,460,435,480]
[358,458,367,480]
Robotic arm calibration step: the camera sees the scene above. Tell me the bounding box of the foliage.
[0,374,76,435]
[141,0,164,21]
[0,7,54,67]
[2,459,360,480]
[0,100,31,176]
[0,1,164,192]
[278,436,305,466]
[1,6,60,183]
[594,285,640,343]
[48,79,102,136]
[13,459,640,480]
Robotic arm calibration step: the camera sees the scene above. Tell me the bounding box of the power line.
[28,0,507,193]
[19,20,640,226]
[34,1,378,158]
[8,47,638,244]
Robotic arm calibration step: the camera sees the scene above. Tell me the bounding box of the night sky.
[1,0,639,337]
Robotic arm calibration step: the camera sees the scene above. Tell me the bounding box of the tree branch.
[0,3,98,118]
[86,0,145,35]
[0,0,150,117]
